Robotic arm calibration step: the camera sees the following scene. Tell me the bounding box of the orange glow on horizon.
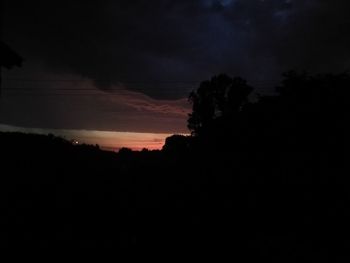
[67,130,174,151]
[0,124,188,151]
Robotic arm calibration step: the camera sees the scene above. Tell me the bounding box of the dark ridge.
[0,72,346,259]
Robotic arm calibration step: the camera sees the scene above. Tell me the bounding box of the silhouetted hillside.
[0,72,347,259]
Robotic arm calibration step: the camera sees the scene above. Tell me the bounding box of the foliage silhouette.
[0,41,23,69]
[0,40,23,95]
[162,134,191,155]
[0,71,347,258]
[188,74,253,137]
[185,71,345,156]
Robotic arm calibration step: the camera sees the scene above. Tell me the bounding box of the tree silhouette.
[0,41,23,96]
[188,74,253,137]
[0,71,347,251]
[162,134,190,155]
[184,70,347,158]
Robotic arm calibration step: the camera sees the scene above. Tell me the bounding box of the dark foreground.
[0,131,347,260]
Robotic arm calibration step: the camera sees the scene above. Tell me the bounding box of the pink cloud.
[1,71,192,134]
[111,89,191,117]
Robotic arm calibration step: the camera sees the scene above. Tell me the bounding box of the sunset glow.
[73,130,173,151]
[0,124,175,151]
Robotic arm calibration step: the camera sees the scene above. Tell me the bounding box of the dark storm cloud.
[3,0,350,98]
[0,71,191,133]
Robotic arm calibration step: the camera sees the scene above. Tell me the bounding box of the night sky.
[1,0,349,149]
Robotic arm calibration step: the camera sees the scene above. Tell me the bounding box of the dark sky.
[1,0,350,134]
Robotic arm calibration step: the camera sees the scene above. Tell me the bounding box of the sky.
[1,0,350,149]
[0,124,171,151]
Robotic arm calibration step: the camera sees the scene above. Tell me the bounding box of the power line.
[2,78,202,83]
[3,77,279,84]
[1,77,278,97]
[2,86,196,91]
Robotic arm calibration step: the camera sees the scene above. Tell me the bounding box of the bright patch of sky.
[0,124,175,151]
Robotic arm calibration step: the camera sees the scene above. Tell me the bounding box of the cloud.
[114,90,190,117]
[3,0,349,99]
[1,68,191,133]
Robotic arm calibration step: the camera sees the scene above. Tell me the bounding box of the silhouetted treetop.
[184,71,346,153]
[0,41,23,69]
[188,74,253,136]
[162,134,191,155]
[276,71,346,113]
